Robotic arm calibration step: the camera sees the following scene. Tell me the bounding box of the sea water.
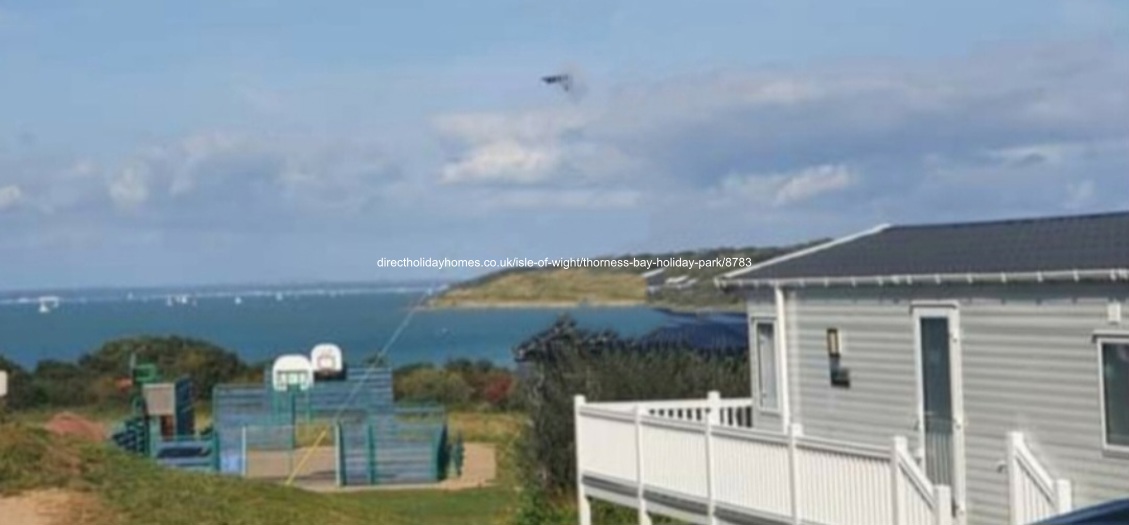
[0,283,667,369]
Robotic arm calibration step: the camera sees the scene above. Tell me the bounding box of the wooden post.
[574,396,592,525]
[788,423,803,525]
[706,391,720,525]
[635,404,652,525]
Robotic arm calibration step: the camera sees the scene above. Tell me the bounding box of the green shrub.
[79,336,250,402]
[512,316,748,503]
[0,336,252,413]
[396,367,474,406]
[0,356,39,410]
[393,359,518,411]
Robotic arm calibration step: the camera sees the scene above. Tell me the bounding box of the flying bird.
[542,73,574,93]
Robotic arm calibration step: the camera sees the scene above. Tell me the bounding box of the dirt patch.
[0,489,116,525]
[299,442,498,493]
[44,412,106,443]
[441,443,496,490]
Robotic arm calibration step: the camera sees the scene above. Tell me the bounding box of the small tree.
[513,315,749,498]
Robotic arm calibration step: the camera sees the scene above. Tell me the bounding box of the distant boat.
[166,296,174,307]
[38,296,60,314]
[275,293,283,301]
[234,296,243,305]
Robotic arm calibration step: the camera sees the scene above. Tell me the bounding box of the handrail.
[578,405,636,422]
[1007,431,1072,524]
[1013,435,1056,501]
[585,396,753,411]
[895,438,939,509]
[583,396,755,428]
[798,434,889,460]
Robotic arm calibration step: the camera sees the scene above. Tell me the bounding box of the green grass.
[338,486,515,525]
[8,405,130,426]
[449,411,524,444]
[430,268,646,307]
[0,410,522,525]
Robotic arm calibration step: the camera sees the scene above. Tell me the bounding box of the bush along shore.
[0,336,520,415]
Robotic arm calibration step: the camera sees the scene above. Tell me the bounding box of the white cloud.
[109,164,150,209]
[0,184,23,210]
[435,110,589,146]
[434,110,601,185]
[464,187,641,212]
[95,132,404,221]
[440,140,561,184]
[773,165,856,205]
[719,164,857,207]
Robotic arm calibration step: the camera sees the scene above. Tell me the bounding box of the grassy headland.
[430,242,822,310]
[428,268,646,308]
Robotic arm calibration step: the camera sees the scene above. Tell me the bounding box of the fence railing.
[1007,431,1072,525]
[575,393,953,525]
[585,393,755,429]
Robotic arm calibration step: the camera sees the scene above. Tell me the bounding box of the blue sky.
[1,1,1128,288]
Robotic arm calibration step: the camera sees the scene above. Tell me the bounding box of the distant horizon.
[0,277,457,296]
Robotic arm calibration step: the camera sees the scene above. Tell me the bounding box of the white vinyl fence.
[1006,431,1072,525]
[575,393,954,525]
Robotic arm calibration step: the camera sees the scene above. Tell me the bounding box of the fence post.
[335,424,344,487]
[706,391,720,525]
[574,396,592,525]
[935,484,953,525]
[241,426,248,478]
[788,423,803,525]
[367,423,377,485]
[1006,432,1021,525]
[1054,479,1073,515]
[892,436,907,525]
[635,404,653,525]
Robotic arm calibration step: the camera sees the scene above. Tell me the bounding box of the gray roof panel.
[738,211,1129,281]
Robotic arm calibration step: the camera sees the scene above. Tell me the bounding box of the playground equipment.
[108,344,459,486]
[213,345,455,487]
[109,355,217,471]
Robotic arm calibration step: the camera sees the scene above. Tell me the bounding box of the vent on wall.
[1109,301,1123,325]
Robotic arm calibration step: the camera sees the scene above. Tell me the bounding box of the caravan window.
[753,320,779,411]
[1101,341,1129,449]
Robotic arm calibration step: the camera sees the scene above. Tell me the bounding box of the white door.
[913,305,967,523]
